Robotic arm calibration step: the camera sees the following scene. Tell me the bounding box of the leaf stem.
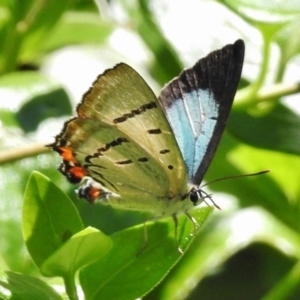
[64,274,79,300]
[235,35,272,109]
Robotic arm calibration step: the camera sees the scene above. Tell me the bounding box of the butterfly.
[49,40,245,233]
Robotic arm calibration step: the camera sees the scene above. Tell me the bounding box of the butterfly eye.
[189,187,222,210]
[189,188,202,206]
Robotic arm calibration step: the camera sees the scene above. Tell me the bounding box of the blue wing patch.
[159,40,245,185]
[160,89,218,181]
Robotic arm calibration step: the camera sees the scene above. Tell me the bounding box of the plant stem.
[0,143,49,165]
[261,260,300,300]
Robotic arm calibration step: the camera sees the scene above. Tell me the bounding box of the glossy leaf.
[0,0,71,72]
[118,0,183,84]
[16,87,71,132]
[0,271,63,300]
[41,227,112,277]
[42,12,114,52]
[228,103,300,155]
[0,109,19,128]
[22,171,84,267]
[221,0,300,23]
[0,71,71,132]
[154,207,300,299]
[80,207,212,300]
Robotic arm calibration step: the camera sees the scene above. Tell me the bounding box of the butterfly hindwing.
[158,40,245,185]
[51,64,188,211]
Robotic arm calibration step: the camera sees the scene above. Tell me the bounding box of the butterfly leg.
[136,222,149,256]
[172,214,184,254]
[184,211,199,235]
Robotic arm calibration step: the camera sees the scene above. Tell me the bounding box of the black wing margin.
[159,40,245,185]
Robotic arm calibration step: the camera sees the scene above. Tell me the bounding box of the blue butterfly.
[49,40,245,233]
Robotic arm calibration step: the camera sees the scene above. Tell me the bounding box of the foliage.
[0,0,300,299]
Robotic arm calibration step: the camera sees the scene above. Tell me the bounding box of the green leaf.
[276,18,300,59]
[41,227,112,277]
[0,0,71,72]
[205,131,300,231]
[221,0,300,43]
[262,260,300,300]
[0,271,63,300]
[154,207,300,299]
[228,103,300,155]
[16,87,71,132]
[0,109,19,128]
[43,12,114,52]
[221,0,300,24]
[80,207,212,300]
[137,0,183,84]
[22,171,84,268]
[0,71,72,132]
[17,0,71,61]
[116,0,182,85]
[274,18,300,81]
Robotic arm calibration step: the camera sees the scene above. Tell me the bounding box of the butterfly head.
[186,186,221,210]
[188,187,203,206]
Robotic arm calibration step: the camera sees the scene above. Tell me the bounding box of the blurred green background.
[1,0,300,299]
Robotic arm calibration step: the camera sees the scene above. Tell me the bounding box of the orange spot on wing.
[87,186,101,203]
[58,147,77,163]
[69,166,88,181]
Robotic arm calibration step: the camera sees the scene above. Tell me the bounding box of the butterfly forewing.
[158,40,245,185]
[53,64,188,206]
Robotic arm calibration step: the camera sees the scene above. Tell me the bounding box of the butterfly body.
[49,40,245,218]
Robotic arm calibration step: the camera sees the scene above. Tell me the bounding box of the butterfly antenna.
[200,189,221,210]
[201,170,270,188]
